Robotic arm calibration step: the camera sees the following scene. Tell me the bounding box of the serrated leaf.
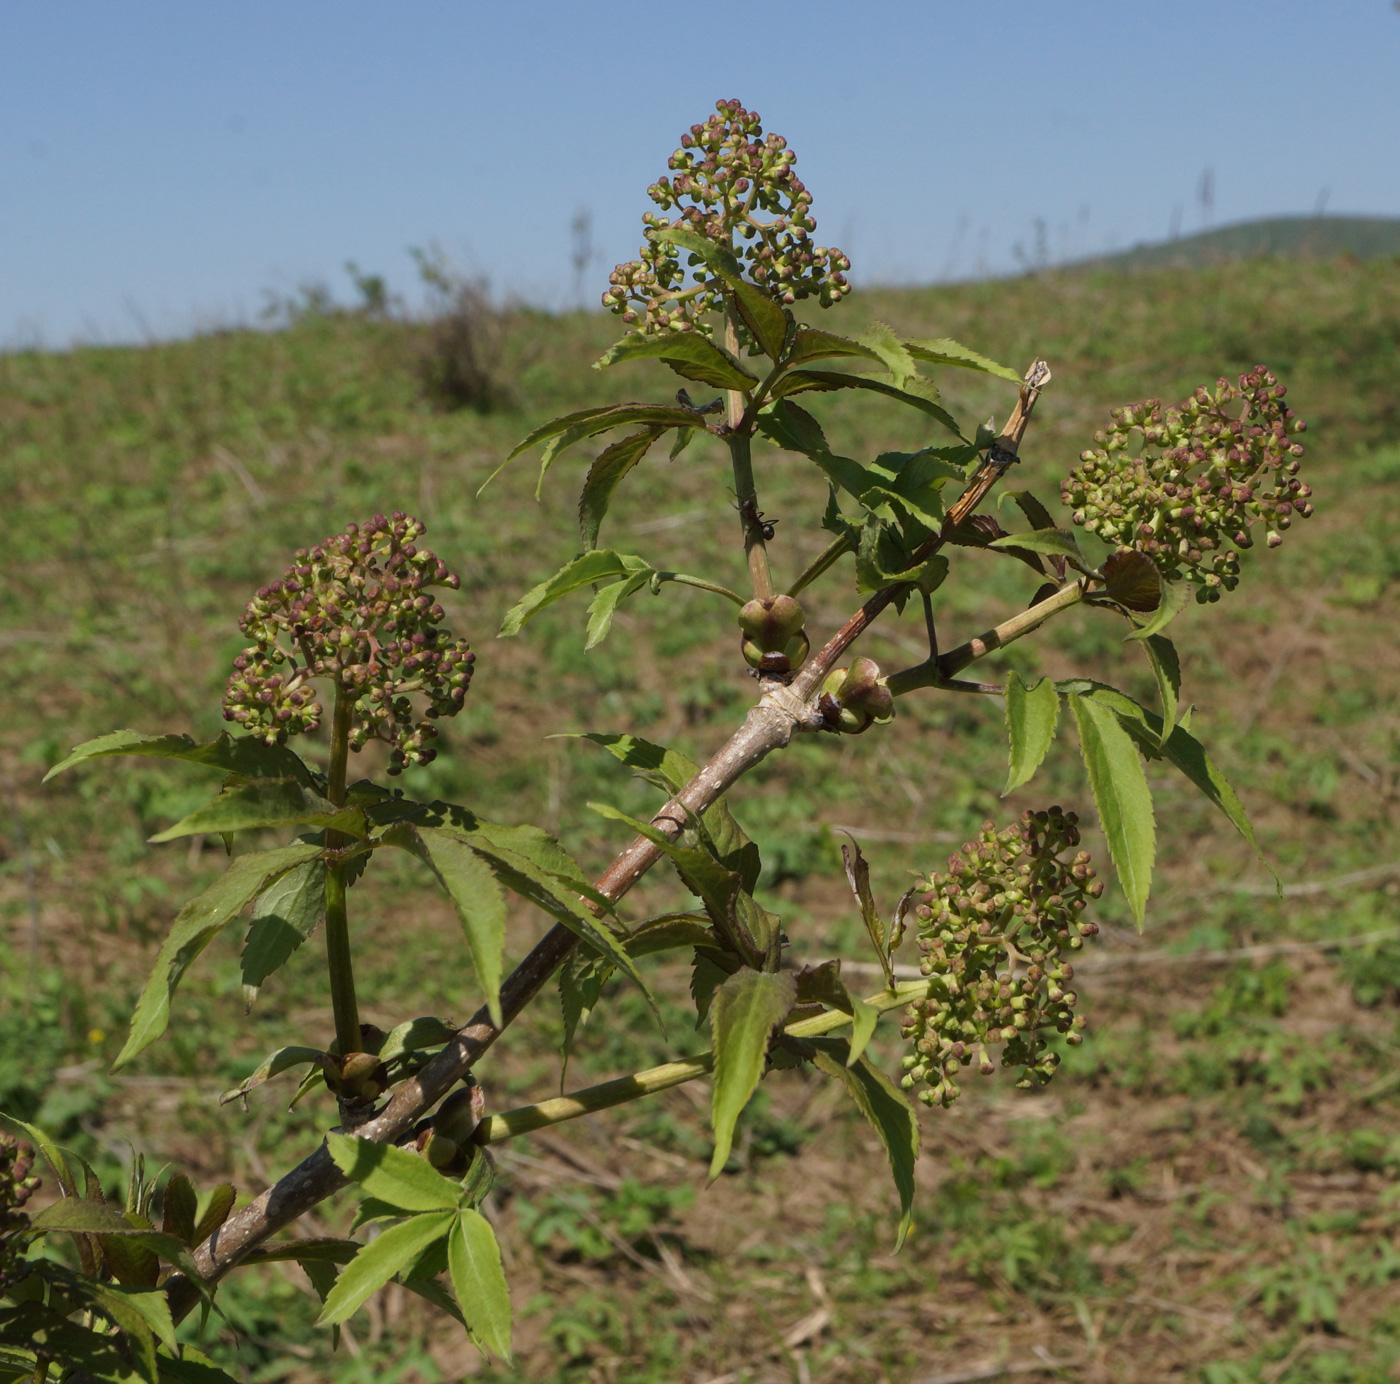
[191,1185,236,1246]
[219,1045,324,1107]
[448,1208,514,1360]
[857,322,919,389]
[499,550,650,637]
[158,1343,245,1383]
[786,327,883,369]
[651,225,788,358]
[571,731,759,888]
[44,730,313,787]
[1001,488,1059,532]
[316,1211,455,1326]
[114,843,321,1069]
[807,1036,920,1248]
[1102,550,1162,612]
[0,1303,147,1383]
[1004,673,1059,795]
[327,1133,459,1212]
[708,968,797,1179]
[595,331,759,391]
[240,859,325,1002]
[794,961,879,1065]
[903,336,1021,382]
[160,1173,197,1245]
[770,370,963,439]
[1068,692,1155,929]
[1142,634,1182,746]
[988,529,1084,561]
[1124,578,1191,641]
[399,826,506,1027]
[584,572,653,649]
[625,912,714,957]
[377,1016,456,1066]
[148,778,363,844]
[483,404,702,494]
[841,840,893,987]
[559,946,611,1083]
[578,429,665,551]
[755,398,831,458]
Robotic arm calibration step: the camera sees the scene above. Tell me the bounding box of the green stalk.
[475,978,934,1145]
[786,533,854,598]
[724,301,775,600]
[884,581,1090,697]
[324,684,361,1056]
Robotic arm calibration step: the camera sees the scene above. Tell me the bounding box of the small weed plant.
[1,101,1314,1379]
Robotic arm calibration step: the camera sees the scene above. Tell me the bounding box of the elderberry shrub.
[901,809,1103,1108]
[1061,366,1310,602]
[222,513,475,772]
[604,97,851,336]
[0,1134,38,1292]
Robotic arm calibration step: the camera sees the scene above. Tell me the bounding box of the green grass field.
[4,253,1400,1383]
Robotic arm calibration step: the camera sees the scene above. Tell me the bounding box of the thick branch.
[165,358,1051,1322]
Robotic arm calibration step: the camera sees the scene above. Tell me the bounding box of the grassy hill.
[3,255,1400,1382]
[1085,214,1400,272]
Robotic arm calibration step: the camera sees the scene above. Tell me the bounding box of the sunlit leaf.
[448,1208,514,1360]
[240,859,325,1004]
[595,331,759,391]
[316,1211,455,1326]
[1068,692,1155,929]
[327,1133,459,1213]
[903,336,1022,382]
[578,429,665,550]
[1004,673,1059,795]
[708,968,797,1180]
[43,730,313,788]
[500,550,650,637]
[147,778,363,843]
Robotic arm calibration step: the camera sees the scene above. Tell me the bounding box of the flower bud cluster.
[900,808,1102,1108]
[0,1133,39,1290]
[738,594,809,674]
[1061,367,1310,603]
[604,99,852,336]
[223,513,475,772]
[819,658,894,734]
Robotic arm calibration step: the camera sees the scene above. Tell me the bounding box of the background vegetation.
[3,251,1400,1383]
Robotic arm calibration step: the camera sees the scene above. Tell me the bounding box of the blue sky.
[4,1,1398,346]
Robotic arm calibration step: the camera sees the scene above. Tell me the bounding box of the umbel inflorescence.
[0,1133,38,1292]
[1061,366,1310,602]
[223,513,475,772]
[900,809,1102,1108]
[604,99,851,336]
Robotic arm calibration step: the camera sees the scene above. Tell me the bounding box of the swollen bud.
[819,658,895,733]
[738,594,809,673]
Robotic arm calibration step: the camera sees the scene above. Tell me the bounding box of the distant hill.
[1081,215,1400,271]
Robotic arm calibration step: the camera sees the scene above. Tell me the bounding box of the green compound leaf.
[584,571,654,649]
[43,730,315,787]
[219,1045,324,1107]
[1068,691,1156,930]
[500,550,650,637]
[394,825,506,1027]
[856,322,919,388]
[988,528,1085,562]
[1124,578,1191,642]
[147,777,363,843]
[1070,683,1267,872]
[114,842,322,1070]
[240,859,326,1003]
[448,1208,514,1361]
[578,428,665,551]
[652,225,789,359]
[192,1184,237,1246]
[770,369,963,439]
[327,1133,460,1213]
[483,403,703,495]
[807,1036,920,1249]
[158,1344,244,1384]
[1141,634,1182,747]
[558,946,612,1083]
[160,1173,198,1246]
[903,336,1022,382]
[794,960,879,1065]
[316,1210,455,1327]
[786,327,884,370]
[708,968,797,1181]
[1004,673,1060,795]
[595,331,760,392]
